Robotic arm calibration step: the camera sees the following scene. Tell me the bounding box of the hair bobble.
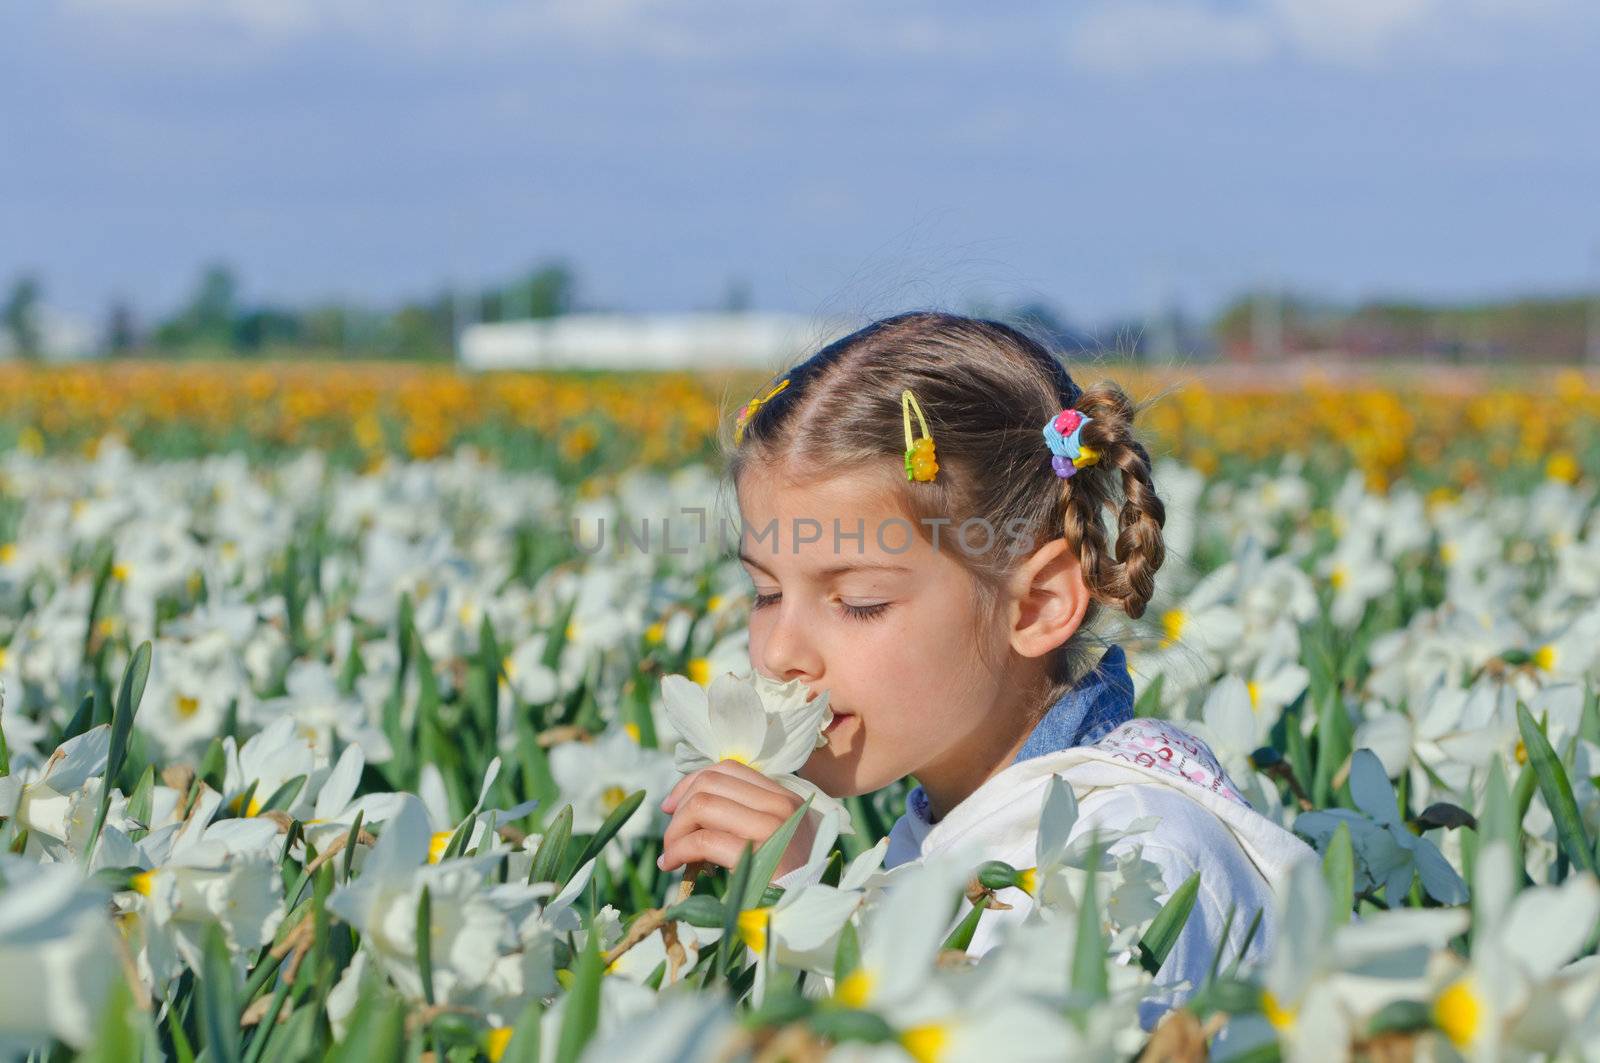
[1043,407,1099,479]
[901,388,938,483]
[733,377,790,445]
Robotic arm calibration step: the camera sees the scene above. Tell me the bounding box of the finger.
[661,791,782,852]
[663,770,796,818]
[661,759,792,813]
[662,771,703,812]
[658,828,751,872]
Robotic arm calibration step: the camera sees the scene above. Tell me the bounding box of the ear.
[1005,536,1090,660]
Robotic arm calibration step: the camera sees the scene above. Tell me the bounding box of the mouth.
[823,711,853,735]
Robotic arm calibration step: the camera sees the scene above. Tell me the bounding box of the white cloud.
[1066,0,1583,74]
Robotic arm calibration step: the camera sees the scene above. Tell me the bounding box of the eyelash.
[750,592,891,622]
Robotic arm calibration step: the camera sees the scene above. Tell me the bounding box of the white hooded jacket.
[885,715,1317,1029]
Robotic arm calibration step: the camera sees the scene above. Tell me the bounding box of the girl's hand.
[657,760,815,881]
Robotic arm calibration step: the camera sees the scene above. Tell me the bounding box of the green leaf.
[1312,683,1353,808]
[416,885,436,1005]
[742,798,812,908]
[256,774,307,815]
[832,919,860,983]
[325,981,405,1063]
[125,764,156,826]
[199,923,242,1063]
[1138,871,1202,974]
[568,789,646,878]
[530,805,573,885]
[84,640,151,864]
[1517,703,1595,874]
[63,692,96,741]
[439,815,475,863]
[497,997,544,1063]
[554,929,604,1063]
[664,894,726,928]
[806,1009,895,1044]
[342,809,365,881]
[717,841,756,978]
[941,894,989,952]
[1070,842,1108,1000]
[1322,822,1355,924]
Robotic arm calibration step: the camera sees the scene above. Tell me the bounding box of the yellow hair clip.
[902,388,938,483]
[733,377,790,445]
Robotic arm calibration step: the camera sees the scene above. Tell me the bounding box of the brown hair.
[721,310,1166,711]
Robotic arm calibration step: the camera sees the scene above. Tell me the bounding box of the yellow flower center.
[645,621,666,645]
[623,722,641,743]
[1532,644,1557,671]
[1260,989,1297,1031]
[900,1024,949,1063]
[175,694,201,720]
[1161,609,1186,647]
[0,543,16,564]
[112,562,130,582]
[227,792,263,818]
[130,870,156,896]
[1014,867,1037,897]
[1329,565,1348,591]
[835,968,874,1008]
[1439,541,1458,564]
[1247,680,1261,712]
[485,1026,514,1062]
[1433,978,1481,1048]
[600,785,629,814]
[687,657,711,686]
[736,906,772,954]
[1546,452,1579,484]
[1514,739,1528,766]
[427,830,454,864]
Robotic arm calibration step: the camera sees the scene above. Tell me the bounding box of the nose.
[755,599,824,686]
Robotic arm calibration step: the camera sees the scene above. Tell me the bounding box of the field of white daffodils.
[3,435,1600,1062]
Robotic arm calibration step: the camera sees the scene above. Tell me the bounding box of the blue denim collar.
[1012,643,1135,763]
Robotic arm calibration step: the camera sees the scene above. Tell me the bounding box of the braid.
[1058,382,1166,620]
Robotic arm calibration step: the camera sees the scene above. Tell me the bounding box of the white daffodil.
[1255,857,1469,1063]
[660,669,832,775]
[122,810,287,991]
[1423,841,1600,1060]
[0,724,116,859]
[548,726,675,848]
[1194,674,1288,817]
[221,715,322,820]
[248,658,392,765]
[1354,675,1515,810]
[832,853,971,1021]
[0,857,117,1054]
[1014,775,1160,938]
[327,795,538,1011]
[1319,525,1396,630]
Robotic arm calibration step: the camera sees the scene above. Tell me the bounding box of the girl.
[657,311,1313,1024]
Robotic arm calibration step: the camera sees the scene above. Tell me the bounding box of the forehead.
[735,463,924,570]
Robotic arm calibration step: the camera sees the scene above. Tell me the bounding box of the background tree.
[3,274,43,360]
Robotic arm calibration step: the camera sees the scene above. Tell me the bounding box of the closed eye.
[749,592,891,623]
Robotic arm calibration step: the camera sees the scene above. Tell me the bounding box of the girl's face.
[737,464,1023,800]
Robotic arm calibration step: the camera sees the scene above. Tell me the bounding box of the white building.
[0,305,99,362]
[457,311,857,372]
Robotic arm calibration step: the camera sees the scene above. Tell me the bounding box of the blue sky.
[3,0,1597,327]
